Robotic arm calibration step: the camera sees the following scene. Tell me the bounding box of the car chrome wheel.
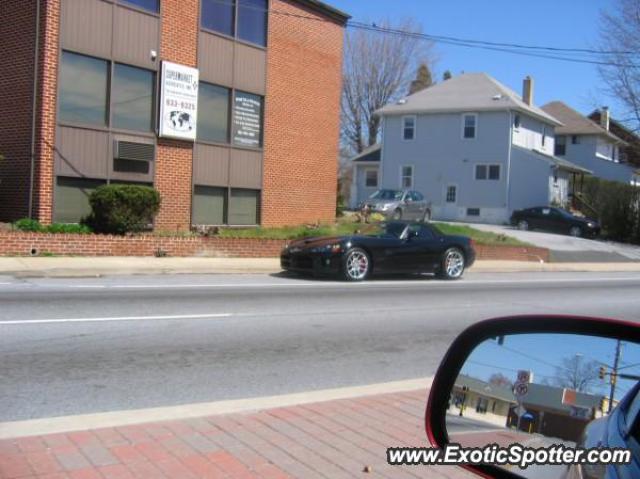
[443,248,465,279]
[569,226,582,237]
[344,249,370,281]
[517,220,529,231]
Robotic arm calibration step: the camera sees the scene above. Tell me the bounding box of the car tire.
[392,209,403,220]
[342,248,371,282]
[437,247,465,280]
[569,226,582,237]
[517,220,529,231]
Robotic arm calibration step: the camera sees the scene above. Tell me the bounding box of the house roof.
[520,146,593,175]
[541,101,626,144]
[455,374,517,403]
[376,73,562,126]
[350,144,381,162]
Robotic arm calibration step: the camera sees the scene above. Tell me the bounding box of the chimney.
[522,76,534,106]
[600,106,610,131]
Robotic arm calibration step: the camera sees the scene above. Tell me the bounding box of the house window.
[513,114,521,130]
[198,83,231,143]
[402,116,416,140]
[555,135,566,156]
[232,91,264,147]
[238,0,268,46]
[401,166,413,188]
[201,0,235,37]
[112,63,155,132]
[58,51,109,126]
[228,189,260,225]
[475,164,500,180]
[463,114,477,139]
[572,135,580,144]
[120,0,159,12]
[542,126,547,147]
[446,185,457,203]
[193,186,226,225]
[476,397,489,414]
[54,177,106,223]
[365,169,378,188]
[467,208,480,217]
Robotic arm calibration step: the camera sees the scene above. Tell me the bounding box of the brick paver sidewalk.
[0,390,474,479]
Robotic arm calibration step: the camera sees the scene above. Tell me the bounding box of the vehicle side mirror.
[425,315,640,478]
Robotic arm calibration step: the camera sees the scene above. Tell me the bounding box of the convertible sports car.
[280,221,476,281]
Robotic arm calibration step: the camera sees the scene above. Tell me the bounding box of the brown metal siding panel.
[193,143,230,186]
[229,149,262,189]
[234,44,266,95]
[55,126,110,179]
[60,0,112,58]
[198,32,234,87]
[113,6,159,69]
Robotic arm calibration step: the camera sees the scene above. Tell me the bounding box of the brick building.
[0,0,348,230]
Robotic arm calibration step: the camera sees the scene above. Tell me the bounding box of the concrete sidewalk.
[0,389,475,479]
[1,256,640,278]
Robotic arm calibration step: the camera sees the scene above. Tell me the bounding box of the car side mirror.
[425,315,640,478]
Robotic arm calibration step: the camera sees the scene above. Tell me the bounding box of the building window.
[402,116,416,140]
[467,208,480,217]
[238,0,268,46]
[193,186,226,225]
[572,135,580,144]
[463,114,477,139]
[401,166,413,188]
[232,91,264,147]
[59,51,109,126]
[542,126,547,147]
[555,135,566,156]
[201,0,235,37]
[513,114,520,130]
[112,64,155,132]
[476,397,488,414]
[120,0,159,13]
[365,169,378,188]
[54,177,106,223]
[198,83,231,143]
[229,189,260,225]
[446,185,457,203]
[475,164,500,180]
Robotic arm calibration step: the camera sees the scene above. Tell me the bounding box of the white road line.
[0,377,433,439]
[0,313,233,325]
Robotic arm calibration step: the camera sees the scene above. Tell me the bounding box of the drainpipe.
[28,0,41,219]
[505,110,513,218]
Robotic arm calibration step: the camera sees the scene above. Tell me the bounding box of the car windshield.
[382,222,408,238]
[370,189,403,200]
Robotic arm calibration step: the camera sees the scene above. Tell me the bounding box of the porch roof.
[350,144,381,163]
[526,148,593,175]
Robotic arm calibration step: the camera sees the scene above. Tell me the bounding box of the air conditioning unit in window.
[113,140,155,162]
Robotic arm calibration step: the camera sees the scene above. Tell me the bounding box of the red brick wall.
[262,0,345,226]
[0,232,549,262]
[0,1,37,222]
[32,0,61,225]
[154,1,199,231]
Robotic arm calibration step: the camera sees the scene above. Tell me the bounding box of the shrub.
[45,223,92,234]
[14,218,43,232]
[83,184,161,235]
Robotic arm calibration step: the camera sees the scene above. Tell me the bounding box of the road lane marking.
[0,313,233,325]
[0,377,433,439]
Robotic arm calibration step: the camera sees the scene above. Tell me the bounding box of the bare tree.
[599,0,640,130]
[341,20,435,153]
[488,373,513,388]
[546,355,601,393]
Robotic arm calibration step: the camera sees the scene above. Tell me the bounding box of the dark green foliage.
[580,176,640,243]
[13,219,93,234]
[83,184,161,235]
[13,218,43,232]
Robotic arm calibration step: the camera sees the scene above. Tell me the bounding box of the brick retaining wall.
[0,232,550,262]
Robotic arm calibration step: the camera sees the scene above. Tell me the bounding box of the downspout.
[505,110,513,219]
[28,0,41,219]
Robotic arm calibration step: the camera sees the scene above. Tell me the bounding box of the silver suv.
[360,189,431,221]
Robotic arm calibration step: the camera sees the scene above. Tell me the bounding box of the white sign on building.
[158,61,199,141]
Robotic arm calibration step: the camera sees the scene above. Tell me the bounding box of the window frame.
[197,81,232,145]
[200,0,269,49]
[555,135,567,156]
[118,0,161,15]
[402,115,416,141]
[462,113,478,140]
[475,164,501,181]
[513,114,521,131]
[400,165,414,189]
[364,168,378,188]
[111,62,156,134]
[445,184,457,204]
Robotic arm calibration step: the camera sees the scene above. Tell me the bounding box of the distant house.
[588,109,640,175]
[350,144,382,207]
[353,73,590,223]
[451,374,516,427]
[541,102,639,185]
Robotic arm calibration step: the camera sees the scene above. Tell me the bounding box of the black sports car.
[510,206,601,237]
[280,221,476,281]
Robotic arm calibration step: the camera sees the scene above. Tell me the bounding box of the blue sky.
[329,0,620,117]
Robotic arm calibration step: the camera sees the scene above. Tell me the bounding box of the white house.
[541,101,639,185]
[351,73,591,224]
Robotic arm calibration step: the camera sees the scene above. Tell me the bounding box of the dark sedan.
[510,206,601,237]
[280,221,476,281]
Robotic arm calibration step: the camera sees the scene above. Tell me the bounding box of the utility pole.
[609,340,622,414]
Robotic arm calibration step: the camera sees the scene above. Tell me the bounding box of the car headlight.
[317,244,342,253]
[380,203,391,211]
[587,222,595,228]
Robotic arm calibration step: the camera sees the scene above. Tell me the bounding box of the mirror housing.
[425,315,640,478]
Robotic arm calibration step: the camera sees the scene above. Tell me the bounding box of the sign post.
[158,61,199,141]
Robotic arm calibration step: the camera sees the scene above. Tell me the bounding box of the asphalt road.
[1,271,640,422]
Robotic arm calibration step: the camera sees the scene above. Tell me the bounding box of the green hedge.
[13,218,92,234]
[580,176,640,243]
[83,184,161,235]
